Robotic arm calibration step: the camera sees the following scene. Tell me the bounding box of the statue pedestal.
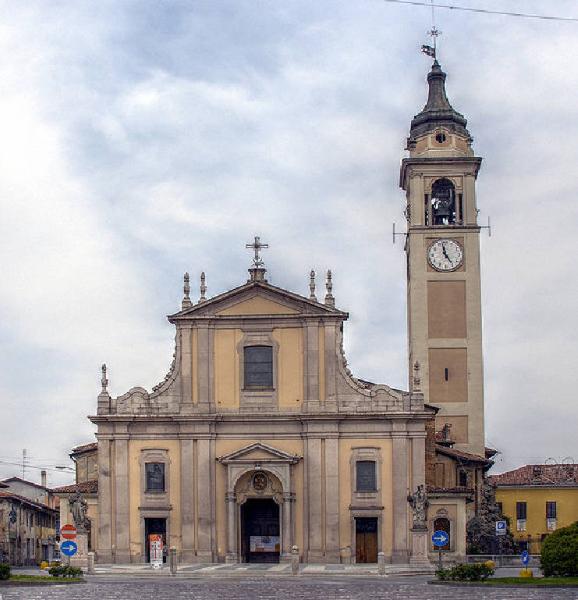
[409,528,431,566]
[69,533,89,569]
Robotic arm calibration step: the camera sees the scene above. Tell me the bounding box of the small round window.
[435,132,447,144]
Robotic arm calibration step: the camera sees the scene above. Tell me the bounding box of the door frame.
[240,497,281,563]
[350,511,383,563]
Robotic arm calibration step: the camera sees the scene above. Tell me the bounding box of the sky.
[0,0,577,487]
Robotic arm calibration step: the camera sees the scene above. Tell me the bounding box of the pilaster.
[391,433,409,563]
[96,437,112,563]
[113,436,130,563]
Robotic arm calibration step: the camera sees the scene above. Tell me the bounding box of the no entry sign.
[61,524,77,540]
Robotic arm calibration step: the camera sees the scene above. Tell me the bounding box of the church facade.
[87,60,490,565]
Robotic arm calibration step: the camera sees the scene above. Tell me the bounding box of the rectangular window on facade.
[546,501,557,519]
[458,469,468,487]
[356,460,377,492]
[496,502,503,515]
[145,462,165,492]
[244,345,273,388]
[516,502,527,520]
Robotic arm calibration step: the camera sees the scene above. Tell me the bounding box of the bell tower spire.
[400,61,485,456]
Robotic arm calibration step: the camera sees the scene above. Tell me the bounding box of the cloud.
[0,0,577,484]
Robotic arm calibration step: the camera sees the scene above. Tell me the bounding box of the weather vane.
[245,236,269,268]
[421,0,441,60]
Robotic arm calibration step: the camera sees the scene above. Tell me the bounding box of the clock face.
[428,239,463,271]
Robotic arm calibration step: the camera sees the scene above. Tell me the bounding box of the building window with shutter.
[244,345,273,389]
[516,501,527,531]
[145,462,165,492]
[356,461,377,492]
[546,501,557,530]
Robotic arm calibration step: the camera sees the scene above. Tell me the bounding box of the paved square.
[1,576,577,599]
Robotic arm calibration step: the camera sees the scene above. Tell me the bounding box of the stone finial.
[413,360,421,391]
[324,270,335,307]
[199,272,207,303]
[309,270,317,301]
[182,272,192,309]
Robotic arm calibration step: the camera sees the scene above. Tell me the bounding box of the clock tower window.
[428,178,458,226]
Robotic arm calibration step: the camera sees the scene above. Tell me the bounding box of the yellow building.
[78,59,492,566]
[490,464,578,554]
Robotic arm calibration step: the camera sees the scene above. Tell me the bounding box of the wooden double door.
[355,517,378,563]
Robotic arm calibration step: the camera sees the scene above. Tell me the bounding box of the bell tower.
[400,60,485,456]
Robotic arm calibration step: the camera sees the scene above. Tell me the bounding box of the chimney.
[41,470,47,488]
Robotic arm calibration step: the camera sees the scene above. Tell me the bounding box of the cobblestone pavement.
[2,576,578,600]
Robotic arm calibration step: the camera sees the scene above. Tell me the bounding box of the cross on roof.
[245,236,269,268]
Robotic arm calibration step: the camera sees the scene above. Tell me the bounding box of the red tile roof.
[71,442,98,455]
[0,491,58,513]
[52,480,98,494]
[435,444,492,465]
[427,486,473,495]
[1,476,50,491]
[489,464,578,487]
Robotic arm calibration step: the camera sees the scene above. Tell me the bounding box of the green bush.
[436,562,494,582]
[0,563,10,580]
[541,521,578,577]
[48,565,83,578]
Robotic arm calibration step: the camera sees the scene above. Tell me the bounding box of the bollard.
[87,552,95,575]
[169,547,177,575]
[291,545,299,575]
[377,552,386,576]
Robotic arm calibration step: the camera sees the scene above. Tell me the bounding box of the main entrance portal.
[240,498,280,563]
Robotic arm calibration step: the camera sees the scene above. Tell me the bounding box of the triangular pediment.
[217,442,301,464]
[169,280,347,321]
[216,295,299,316]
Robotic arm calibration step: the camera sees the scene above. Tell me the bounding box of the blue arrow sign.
[521,550,530,565]
[60,540,78,557]
[432,530,450,547]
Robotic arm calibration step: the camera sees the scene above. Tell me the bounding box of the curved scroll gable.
[150,330,181,398]
[335,328,406,411]
[109,331,182,415]
[335,327,373,398]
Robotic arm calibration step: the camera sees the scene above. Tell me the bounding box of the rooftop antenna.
[22,448,28,479]
[421,0,441,60]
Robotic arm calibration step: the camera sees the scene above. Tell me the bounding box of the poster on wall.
[149,534,163,568]
[249,536,280,553]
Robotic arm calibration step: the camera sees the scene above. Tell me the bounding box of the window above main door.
[244,346,273,389]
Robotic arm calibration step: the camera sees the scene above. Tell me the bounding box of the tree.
[466,480,517,554]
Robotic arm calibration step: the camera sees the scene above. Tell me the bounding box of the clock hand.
[442,243,450,261]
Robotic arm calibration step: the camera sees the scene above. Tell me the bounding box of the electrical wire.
[0,459,74,473]
[382,0,578,22]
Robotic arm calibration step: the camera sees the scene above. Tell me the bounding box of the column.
[225,492,237,563]
[391,435,409,563]
[196,437,214,561]
[180,438,195,562]
[96,437,112,563]
[324,436,340,563]
[324,325,337,403]
[114,437,130,563]
[306,436,323,561]
[180,326,193,414]
[197,324,210,410]
[305,323,319,404]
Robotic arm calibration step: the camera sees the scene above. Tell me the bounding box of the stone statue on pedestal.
[407,484,429,530]
[70,491,90,534]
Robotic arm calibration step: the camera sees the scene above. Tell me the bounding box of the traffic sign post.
[432,530,450,570]
[495,520,507,536]
[61,524,77,540]
[60,540,78,557]
[521,549,530,575]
